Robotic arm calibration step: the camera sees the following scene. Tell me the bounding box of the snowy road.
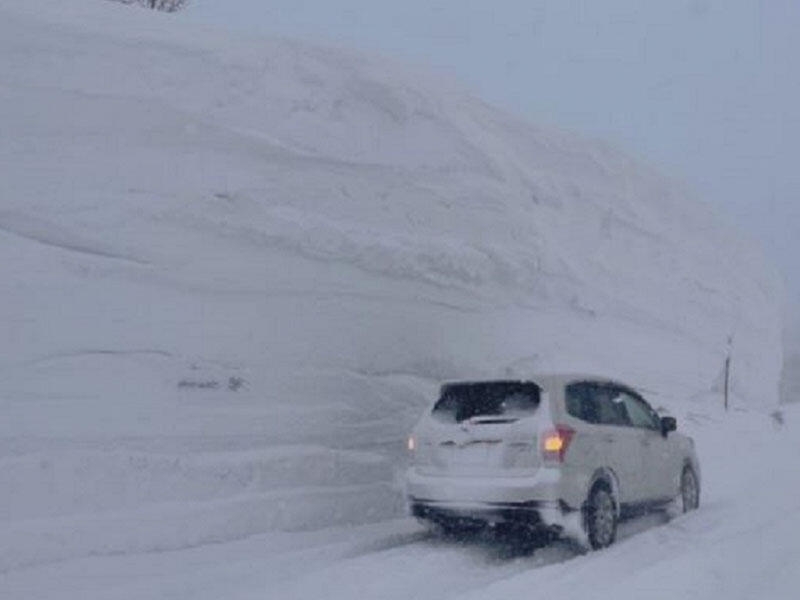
[0,514,660,600]
[4,405,800,600]
[0,493,789,600]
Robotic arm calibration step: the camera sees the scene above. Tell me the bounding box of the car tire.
[680,465,700,512]
[585,483,617,550]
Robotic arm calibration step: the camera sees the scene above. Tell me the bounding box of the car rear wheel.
[585,484,617,550]
[680,466,700,512]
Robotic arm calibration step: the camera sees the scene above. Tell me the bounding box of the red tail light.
[541,426,575,463]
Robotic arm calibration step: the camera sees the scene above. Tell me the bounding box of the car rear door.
[618,391,680,500]
[592,384,649,504]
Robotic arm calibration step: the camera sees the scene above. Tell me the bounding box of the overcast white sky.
[188,0,800,302]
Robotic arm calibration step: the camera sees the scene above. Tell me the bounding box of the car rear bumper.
[406,467,573,527]
[406,466,561,503]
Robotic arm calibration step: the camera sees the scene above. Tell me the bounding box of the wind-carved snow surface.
[0,1,789,598]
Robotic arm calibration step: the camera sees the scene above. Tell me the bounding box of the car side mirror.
[660,416,677,436]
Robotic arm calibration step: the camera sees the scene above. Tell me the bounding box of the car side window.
[567,382,630,426]
[595,385,631,427]
[619,391,661,430]
[565,382,599,424]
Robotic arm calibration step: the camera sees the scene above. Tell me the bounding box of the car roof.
[440,373,621,390]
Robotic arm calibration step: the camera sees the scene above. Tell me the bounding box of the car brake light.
[541,426,575,462]
[407,436,416,452]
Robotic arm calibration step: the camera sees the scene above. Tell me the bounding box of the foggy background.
[187,0,800,304]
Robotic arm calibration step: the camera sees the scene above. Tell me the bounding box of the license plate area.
[441,440,501,467]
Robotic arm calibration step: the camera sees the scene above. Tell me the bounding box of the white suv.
[405,375,701,549]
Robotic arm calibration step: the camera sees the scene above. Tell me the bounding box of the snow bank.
[0,0,784,570]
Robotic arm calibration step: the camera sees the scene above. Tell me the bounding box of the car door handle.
[602,435,615,443]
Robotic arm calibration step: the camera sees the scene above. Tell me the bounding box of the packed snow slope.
[0,0,787,592]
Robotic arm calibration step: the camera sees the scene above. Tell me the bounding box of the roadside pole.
[724,335,733,411]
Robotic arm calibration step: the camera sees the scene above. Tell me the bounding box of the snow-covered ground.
[0,1,793,598]
[3,405,798,600]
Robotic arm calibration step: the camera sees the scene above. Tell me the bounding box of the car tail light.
[541,426,575,463]
[407,436,416,452]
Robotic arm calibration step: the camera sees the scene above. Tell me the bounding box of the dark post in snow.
[724,335,733,411]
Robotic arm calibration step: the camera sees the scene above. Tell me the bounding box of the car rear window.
[432,381,541,423]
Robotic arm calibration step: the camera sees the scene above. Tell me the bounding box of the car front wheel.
[680,466,700,512]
